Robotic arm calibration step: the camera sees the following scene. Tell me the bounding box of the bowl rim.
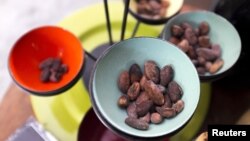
[127,0,184,25]
[8,25,85,96]
[89,37,200,138]
[162,10,242,79]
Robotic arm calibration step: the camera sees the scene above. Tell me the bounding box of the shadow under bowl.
[78,108,127,141]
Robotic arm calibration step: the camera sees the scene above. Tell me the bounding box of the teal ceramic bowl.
[162,11,241,81]
[89,37,200,139]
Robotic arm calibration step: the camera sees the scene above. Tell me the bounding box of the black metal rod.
[120,0,131,41]
[104,0,113,45]
[85,51,97,61]
[131,21,140,38]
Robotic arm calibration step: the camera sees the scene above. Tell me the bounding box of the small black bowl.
[128,0,184,25]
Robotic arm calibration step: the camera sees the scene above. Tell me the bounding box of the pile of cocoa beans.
[168,21,224,75]
[39,57,68,82]
[117,60,184,130]
[136,0,169,20]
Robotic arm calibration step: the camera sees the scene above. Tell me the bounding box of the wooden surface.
[0,84,33,141]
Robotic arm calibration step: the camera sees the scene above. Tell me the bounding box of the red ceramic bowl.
[8,26,84,96]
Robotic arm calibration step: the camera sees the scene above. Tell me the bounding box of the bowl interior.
[162,11,241,78]
[91,38,200,138]
[129,0,184,24]
[8,26,84,95]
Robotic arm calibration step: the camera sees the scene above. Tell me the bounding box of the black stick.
[85,51,97,61]
[120,0,131,41]
[131,21,140,38]
[104,0,113,45]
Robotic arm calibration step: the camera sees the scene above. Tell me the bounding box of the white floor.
[0,0,101,102]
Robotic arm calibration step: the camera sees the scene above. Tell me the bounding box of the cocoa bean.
[197,56,206,66]
[191,59,199,67]
[125,117,149,130]
[139,112,151,123]
[209,58,224,74]
[177,39,190,53]
[194,28,200,36]
[127,82,140,101]
[129,63,143,83]
[205,61,212,71]
[211,44,222,58]
[196,48,218,61]
[140,75,148,90]
[161,0,170,8]
[199,21,210,35]
[127,102,138,118]
[163,94,172,108]
[58,64,68,73]
[136,91,150,105]
[40,68,51,82]
[181,22,192,30]
[187,46,197,59]
[160,65,173,87]
[144,60,160,84]
[39,57,54,70]
[197,67,206,75]
[172,99,184,113]
[171,25,184,37]
[150,112,162,124]
[168,81,183,103]
[184,28,197,45]
[136,100,153,117]
[51,58,62,72]
[49,71,60,82]
[156,107,176,118]
[118,95,129,108]
[157,85,166,94]
[118,71,130,94]
[168,37,180,45]
[149,0,161,10]
[198,36,210,48]
[159,7,166,17]
[144,80,165,105]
